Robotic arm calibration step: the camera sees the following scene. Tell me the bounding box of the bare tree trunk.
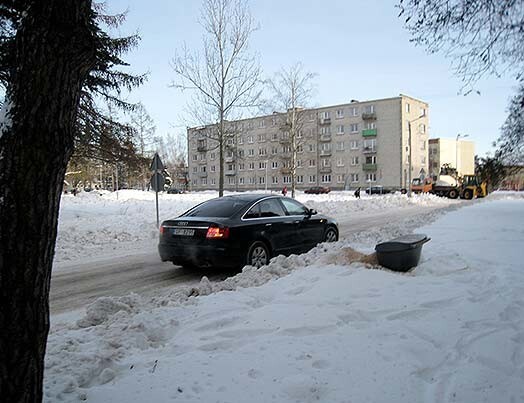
[0,2,96,401]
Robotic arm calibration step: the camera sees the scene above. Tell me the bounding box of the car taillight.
[206,226,229,239]
[159,226,165,235]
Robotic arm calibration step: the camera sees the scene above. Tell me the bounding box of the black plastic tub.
[375,234,430,272]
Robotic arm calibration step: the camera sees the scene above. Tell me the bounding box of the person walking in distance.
[354,187,361,199]
[282,186,288,196]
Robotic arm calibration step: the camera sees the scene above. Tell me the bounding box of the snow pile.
[44,194,524,402]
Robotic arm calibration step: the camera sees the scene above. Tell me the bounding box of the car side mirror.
[308,208,317,216]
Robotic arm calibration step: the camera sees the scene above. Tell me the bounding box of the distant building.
[187,94,429,191]
[428,138,475,180]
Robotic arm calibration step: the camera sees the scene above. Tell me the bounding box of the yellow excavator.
[460,175,488,199]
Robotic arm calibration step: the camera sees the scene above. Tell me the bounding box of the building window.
[248,177,255,185]
[238,136,243,145]
[419,123,426,133]
[259,176,265,184]
[308,144,316,152]
[420,140,426,150]
[258,133,266,142]
[350,123,359,133]
[272,146,278,155]
[336,109,344,119]
[239,177,245,185]
[248,135,253,143]
[192,155,197,161]
[350,106,359,116]
[337,141,344,151]
[337,125,344,135]
[321,143,331,151]
[272,161,278,169]
[259,119,265,128]
[248,149,254,157]
[321,111,330,119]
[272,132,278,141]
[421,156,426,164]
[200,166,206,173]
[297,144,304,153]
[405,103,410,113]
[337,174,345,183]
[259,161,267,170]
[211,178,216,185]
[297,130,303,139]
[297,159,302,168]
[365,122,376,129]
[297,175,304,184]
[351,173,359,182]
[309,175,316,183]
[248,162,255,170]
[282,145,291,153]
[321,158,330,167]
[201,178,207,185]
[336,158,344,167]
[259,148,267,156]
[283,176,292,184]
[351,156,359,165]
[363,139,376,152]
[350,140,359,150]
[272,117,277,126]
[193,167,197,173]
[272,176,279,184]
[320,126,331,135]
[364,104,375,114]
[420,107,426,116]
[366,173,377,182]
[238,163,245,170]
[238,150,245,158]
[365,155,376,164]
[192,179,197,185]
[321,174,331,183]
[210,152,216,160]
[211,165,216,172]
[309,159,316,167]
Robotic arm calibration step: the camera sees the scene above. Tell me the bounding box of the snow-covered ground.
[46,191,524,402]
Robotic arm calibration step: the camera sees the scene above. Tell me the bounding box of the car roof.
[217,193,278,203]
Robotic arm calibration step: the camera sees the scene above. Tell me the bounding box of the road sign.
[150,153,164,172]
[150,172,165,192]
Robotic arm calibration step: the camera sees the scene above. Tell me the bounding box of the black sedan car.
[158,194,338,269]
[304,186,331,194]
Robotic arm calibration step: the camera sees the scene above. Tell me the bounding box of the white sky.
[45,190,524,402]
[107,0,517,158]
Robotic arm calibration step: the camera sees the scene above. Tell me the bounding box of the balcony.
[362,128,377,137]
[318,118,331,125]
[319,166,332,174]
[225,155,235,163]
[363,146,377,154]
[362,163,377,171]
[198,159,207,164]
[197,145,207,152]
[319,134,331,142]
[362,112,376,120]
[320,150,332,157]
[199,172,208,178]
[225,170,236,176]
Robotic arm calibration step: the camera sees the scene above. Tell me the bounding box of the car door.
[279,198,323,252]
[243,198,298,255]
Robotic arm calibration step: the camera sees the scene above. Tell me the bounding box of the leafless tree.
[267,63,316,198]
[171,0,262,196]
[398,0,524,90]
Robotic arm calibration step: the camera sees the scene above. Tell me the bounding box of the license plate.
[172,228,195,236]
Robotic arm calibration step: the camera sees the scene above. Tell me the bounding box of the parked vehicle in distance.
[365,185,393,195]
[304,186,331,194]
[167,188,184,194]
[411,178,433,194]
[158,194,339,269]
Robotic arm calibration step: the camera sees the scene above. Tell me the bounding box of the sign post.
[150,153,165,228]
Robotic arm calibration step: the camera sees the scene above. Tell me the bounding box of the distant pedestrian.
[354,187,361,199]
[72,187,78,196]
[282,186,288,197]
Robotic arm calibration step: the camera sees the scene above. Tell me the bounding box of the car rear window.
[183,199,247,217]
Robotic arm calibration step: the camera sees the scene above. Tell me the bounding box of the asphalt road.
[49,204,451,314]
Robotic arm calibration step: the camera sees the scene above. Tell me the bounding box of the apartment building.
[187,94,429,191]
[428,138,475,180]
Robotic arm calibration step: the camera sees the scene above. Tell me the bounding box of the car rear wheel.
[247,241,270,268]
[448,189,459,199]
[324,227,338,243]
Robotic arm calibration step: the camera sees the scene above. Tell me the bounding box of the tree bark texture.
[0,1,96,402]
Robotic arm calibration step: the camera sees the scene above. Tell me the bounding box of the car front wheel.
[324,227,338,243]
[247,241,270,268]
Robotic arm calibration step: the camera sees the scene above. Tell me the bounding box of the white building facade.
[187,94,429,191]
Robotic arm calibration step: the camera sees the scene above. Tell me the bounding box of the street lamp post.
[456,133,469,177]
[265,160,268,192]
[407,114,426,197]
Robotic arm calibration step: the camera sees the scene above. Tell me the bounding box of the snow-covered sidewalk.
[44,193,524,402]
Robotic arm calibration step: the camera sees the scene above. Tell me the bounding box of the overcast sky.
[109,0,517,157]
